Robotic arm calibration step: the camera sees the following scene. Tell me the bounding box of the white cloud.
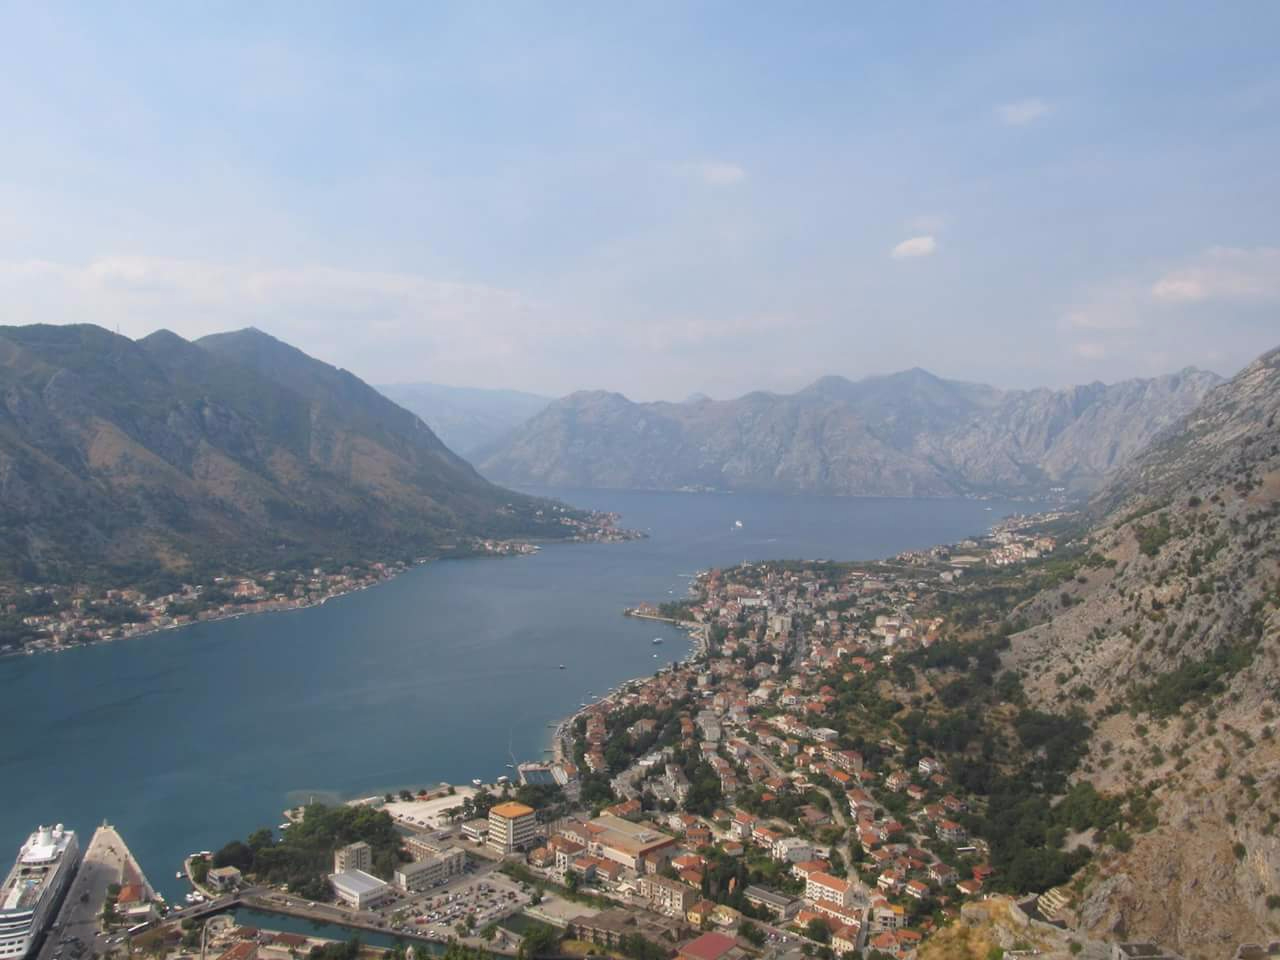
[1056,245,1280,382]
[890,235,937,259]
[685,161,748,186]
[996,98,1050,126]
[1065,246,1280,331]
[1150,246,1280,303]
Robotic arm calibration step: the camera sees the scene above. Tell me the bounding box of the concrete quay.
[37,824,146,960]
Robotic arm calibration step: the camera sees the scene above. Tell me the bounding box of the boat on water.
[652,637,663,644]
[558,664,566,670]
[652,652,660,658]
[0,825,79,960]
[734,519,743,528]
[175,871,184,879]
[471,778,482,787]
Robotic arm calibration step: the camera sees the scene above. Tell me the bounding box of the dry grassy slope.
[1001,345,1280,957]
[921,899,1108,960]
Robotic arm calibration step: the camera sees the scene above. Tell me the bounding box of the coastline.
[1,491,1049,956]
[0,564,418,661]
[549,614,708,766]
[2,524,645,661]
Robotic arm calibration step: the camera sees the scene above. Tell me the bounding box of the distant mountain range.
[476,367,1224,499]
[0,325,579,588]
[376,382,550,456]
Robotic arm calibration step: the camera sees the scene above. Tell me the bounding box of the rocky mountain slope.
[376,381,550,456]
[477,367,1222,498]
[0,324,579,587]
[1003,344,1280,954]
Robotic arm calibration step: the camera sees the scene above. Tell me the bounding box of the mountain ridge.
[478,366,1224,499]
[0,324,580,589]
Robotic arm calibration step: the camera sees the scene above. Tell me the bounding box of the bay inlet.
[0,489,1022,899]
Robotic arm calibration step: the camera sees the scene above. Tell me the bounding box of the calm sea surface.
[0,489,1021,897]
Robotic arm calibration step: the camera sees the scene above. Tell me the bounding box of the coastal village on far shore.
[10,510,1218,960]
[0,511,636,656]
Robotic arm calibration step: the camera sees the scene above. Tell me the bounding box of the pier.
[38,824,153,960]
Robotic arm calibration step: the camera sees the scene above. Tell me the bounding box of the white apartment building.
[333,841,372,875]
[394,848,466,892]
[806,871,856,909]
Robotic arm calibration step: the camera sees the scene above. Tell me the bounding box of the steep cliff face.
[1003,346,1280,955]
[479,367,1222,498]
[0,324,577,586]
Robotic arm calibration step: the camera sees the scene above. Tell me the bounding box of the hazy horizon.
[1,3,1277,401]
[373,358,1229,405]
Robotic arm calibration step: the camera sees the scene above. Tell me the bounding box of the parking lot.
[371,867,531,940]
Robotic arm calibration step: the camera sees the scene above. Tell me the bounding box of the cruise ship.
[0,826,79,960]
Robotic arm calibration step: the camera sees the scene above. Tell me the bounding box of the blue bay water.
[0,490,1020,898]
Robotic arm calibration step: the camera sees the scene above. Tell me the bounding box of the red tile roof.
[679,932,738,960]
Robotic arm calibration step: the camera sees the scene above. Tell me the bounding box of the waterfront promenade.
[552,614,707,765]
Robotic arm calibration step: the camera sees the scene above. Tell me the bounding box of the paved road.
[37,827,127,960]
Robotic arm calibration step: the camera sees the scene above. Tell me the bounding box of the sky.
[0,3,1277,401]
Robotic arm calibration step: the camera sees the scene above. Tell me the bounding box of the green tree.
[518,922,561,960]
[806,918,831,944]
[248,828,275,852]
[213,841,254,872]
[738,921,766,947]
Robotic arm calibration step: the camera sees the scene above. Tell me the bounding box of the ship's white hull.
[0,829,79,960]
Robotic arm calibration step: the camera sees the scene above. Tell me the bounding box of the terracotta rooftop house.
[678,932,745,960]
[606,799,643,819]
